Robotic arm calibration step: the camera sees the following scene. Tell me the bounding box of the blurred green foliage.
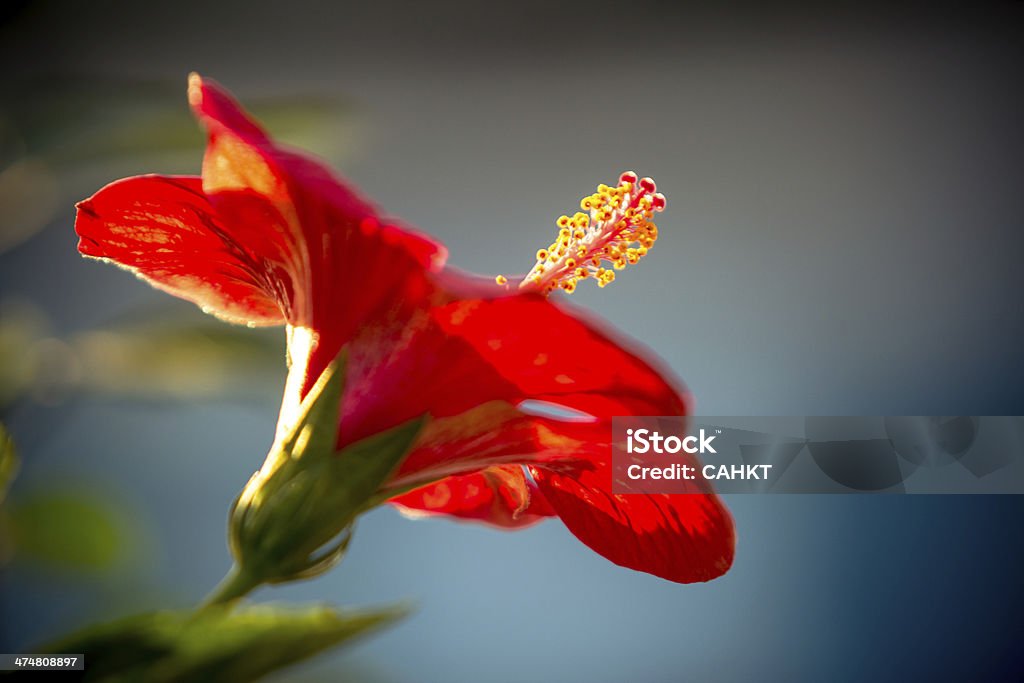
[34,603,409,683]
[5,75,358,169]
[7,489,137,573]
[0,423,16,503]
[0,299,286,408]
[0,424,143,576]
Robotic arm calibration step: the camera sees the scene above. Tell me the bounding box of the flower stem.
[201,565,259,609]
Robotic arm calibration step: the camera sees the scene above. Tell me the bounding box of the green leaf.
[38,602,409,683]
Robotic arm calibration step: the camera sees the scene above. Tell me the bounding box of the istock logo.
[626,428,717,455]
[614,416,1024,495]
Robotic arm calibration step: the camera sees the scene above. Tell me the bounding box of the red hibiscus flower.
[75,74,734,583]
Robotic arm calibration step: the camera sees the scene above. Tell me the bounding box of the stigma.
[497,172,665,295]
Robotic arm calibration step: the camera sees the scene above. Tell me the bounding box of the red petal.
[386,386,733,582]
[391,465,554,529]
[340,295,689,448]
[531,457,735,584]
[75,175,284,325]
[358,295,731,579]
[187,74,447,396]
[430,296,690,417]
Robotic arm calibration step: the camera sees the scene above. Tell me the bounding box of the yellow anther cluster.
[516,171,666,295]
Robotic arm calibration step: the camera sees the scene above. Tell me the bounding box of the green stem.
[200,565,260,609]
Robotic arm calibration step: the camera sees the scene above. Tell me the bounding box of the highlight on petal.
[188,72,270,145]
[75,175,284,326]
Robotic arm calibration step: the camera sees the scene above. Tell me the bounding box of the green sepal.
[225,350,427,590]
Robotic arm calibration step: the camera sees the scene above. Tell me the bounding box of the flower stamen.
[505,171,665,296]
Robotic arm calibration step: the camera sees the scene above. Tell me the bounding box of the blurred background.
[1,1,1022,680]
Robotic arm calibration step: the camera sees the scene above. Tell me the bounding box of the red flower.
[75,75,734,583]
